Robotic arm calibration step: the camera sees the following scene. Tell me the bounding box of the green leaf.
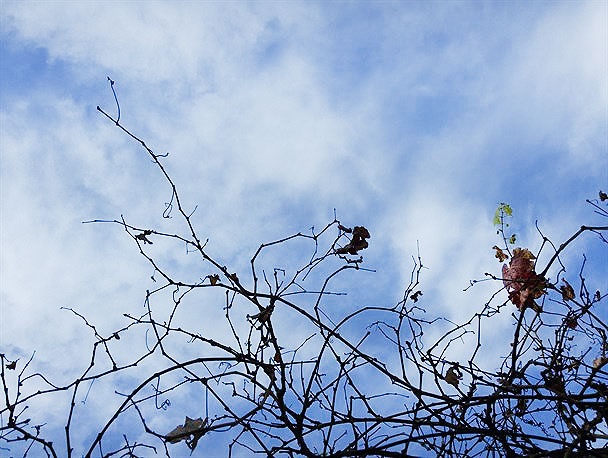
[493,203,513,226]
[509,234,517,244]
[493,211,501,226]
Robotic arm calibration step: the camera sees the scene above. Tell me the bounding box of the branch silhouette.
[2,84,607,457]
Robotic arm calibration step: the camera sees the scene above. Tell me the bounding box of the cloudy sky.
[1,1,607,456]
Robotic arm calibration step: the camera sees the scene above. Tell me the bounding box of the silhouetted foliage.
[2,83,607,457]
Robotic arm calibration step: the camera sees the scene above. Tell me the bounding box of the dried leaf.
[352,226,371,239]
[228,273,239,283]
[135,230,153,245]
[492,245,509,262]
[599,190,608,201]
[560,279,575,301]
[249,305,274,324]
[444,365,462,388]
[410,290,423,303]
[336,225,371,255]
[208,274,220,286]
[544,374,564,394]
[567,359,581,371]
[564,315,578,330]
[515,397,527,416]
[165,416,207,450]
[6,360,17,370]
[502,248,546,310]
[593,356,607,369]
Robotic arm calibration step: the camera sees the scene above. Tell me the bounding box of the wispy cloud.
[1,1,606,455]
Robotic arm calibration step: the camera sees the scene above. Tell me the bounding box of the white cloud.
[1,1,606,455]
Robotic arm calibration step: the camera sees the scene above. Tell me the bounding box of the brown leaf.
[544,374,564,394]
[502,248,546,310]
[165,417,207,450]
[593,356,607,369]
[336,225,371,255]
[6,360,17,370]
[135,232,153,244]
[249,304,274,324]
[560,279,575,301]
[567,359,581,371]
[564,315,578,330]
[599,190,608,201]
[444,365,462,388]
[352,226,371,239]
[208,274,220,286]
[515,397,527,416]
[493,245,509,262]
[410,290,423,303]
[349,239,368,254]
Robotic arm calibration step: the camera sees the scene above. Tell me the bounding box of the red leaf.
[502,248,545,310]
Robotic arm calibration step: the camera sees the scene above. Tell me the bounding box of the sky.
[1,1,607,456]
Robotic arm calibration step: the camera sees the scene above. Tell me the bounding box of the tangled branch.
[2,84,607,457]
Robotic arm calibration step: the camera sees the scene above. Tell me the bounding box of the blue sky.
[1,1,607,456]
